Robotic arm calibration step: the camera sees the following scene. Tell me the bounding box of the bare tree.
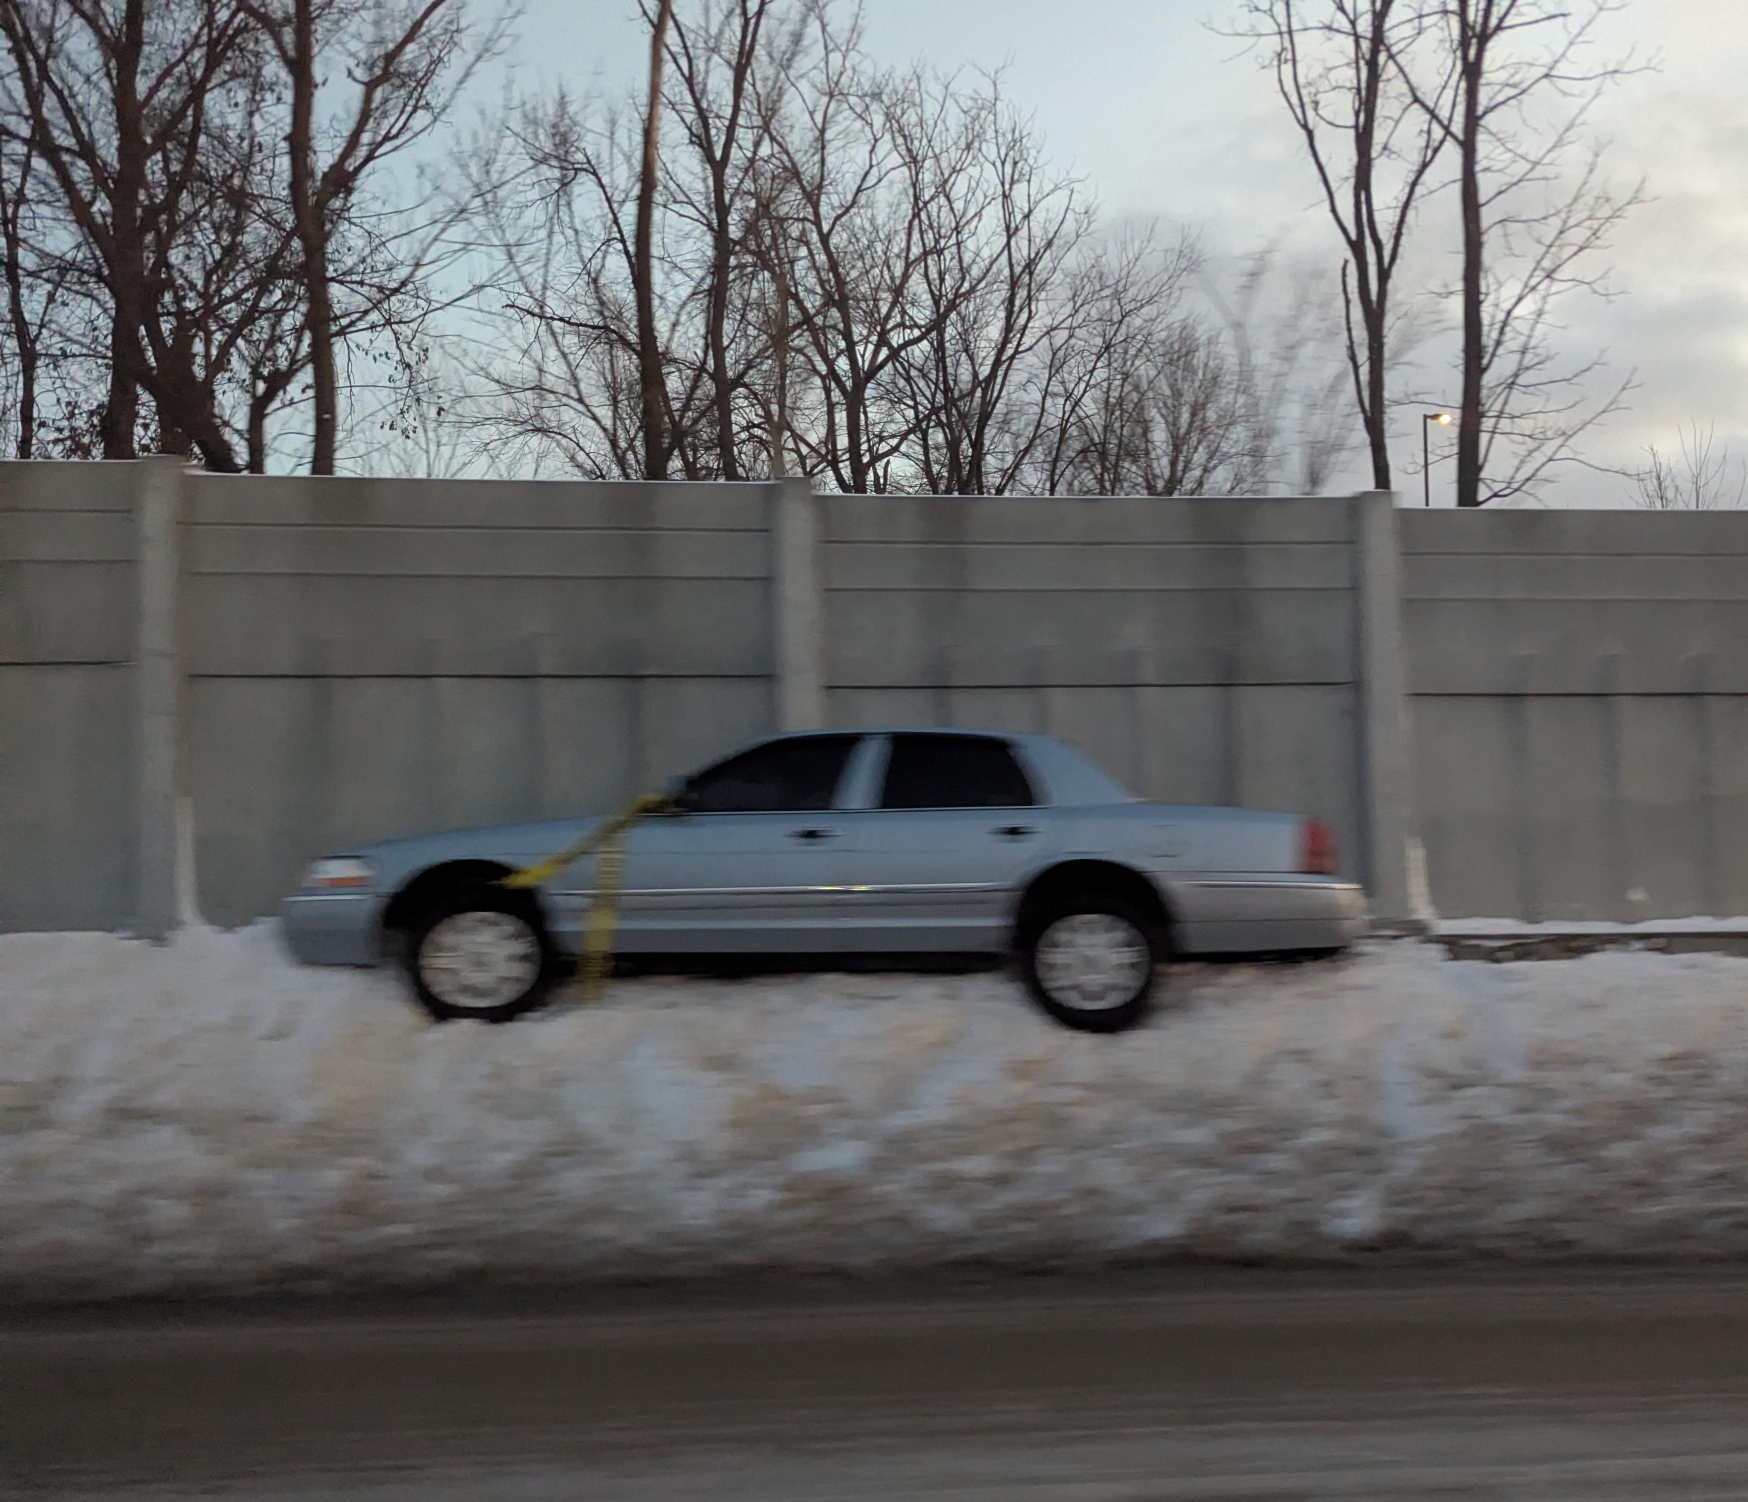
[239,0,487,474]
[890,76,1088,495]
[1240,0,1449,491]
[460,93,708,479]
[757,32,932,492]
[1634,425,1746,511]
[663,0,784,480]
[0,105,61,456]
[461,0,1328,498]
[760,42,1061,493]
[0,0,257,466]
[1028,229,1267,498]
[632,0,678,479]
[1210,243,1362,493]
[1415,0,1640,505]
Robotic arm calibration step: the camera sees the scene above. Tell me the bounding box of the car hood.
[345,814,611,888]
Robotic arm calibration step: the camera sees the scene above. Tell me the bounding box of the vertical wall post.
[1354,489,1416,927]
[133,458,187,940]
[770,477,825,731]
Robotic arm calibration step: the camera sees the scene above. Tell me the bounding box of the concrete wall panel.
[1616,695,1713,918]
[190,523,767,579]
[0,459,138,511]
[1412,696,1519,919]
[0,560,135,664]
[186,575,774,678]
[1710,697,1748,916]
[1407,508,1748,921]
[1402,507,1748,556]
[0,664,134,931]
[189,475,772,532]
[825,589,1356,688]
[824,494,1355,546]
[1231,685,1361,874]
[1407,599,1748,694]
[0,462,142,932]
[0,508,135,563]
[1406,550,1748,601]
[1518,695,1623,924]
[823,540,1353,592]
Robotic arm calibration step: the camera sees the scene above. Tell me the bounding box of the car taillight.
[1300,818,1337,875]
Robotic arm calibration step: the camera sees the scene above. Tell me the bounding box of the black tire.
[1018,894,1164,1034]
[405,880,563,1023]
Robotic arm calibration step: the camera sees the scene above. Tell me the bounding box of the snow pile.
[5,925,1748,1300]
[1438,916,1748,936]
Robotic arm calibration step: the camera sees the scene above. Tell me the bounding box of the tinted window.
[879,735,1036,810]
[685,736,858,813]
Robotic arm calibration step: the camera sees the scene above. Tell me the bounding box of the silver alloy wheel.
[1034,911,1153,1011]
[418,910,542,1009]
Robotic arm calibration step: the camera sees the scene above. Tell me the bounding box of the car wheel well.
[382,860,526,937]
[1014,860,1173,949]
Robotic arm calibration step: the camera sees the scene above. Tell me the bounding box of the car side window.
[684,736,859,813]
[879,735,1037,810]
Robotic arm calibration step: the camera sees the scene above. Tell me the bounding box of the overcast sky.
[489,0,1748,506]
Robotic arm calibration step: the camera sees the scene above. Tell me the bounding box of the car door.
[609,733,863,953]
[833,733,1054,952]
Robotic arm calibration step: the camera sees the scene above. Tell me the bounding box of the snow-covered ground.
[1438,916,1748,936]
[6,925,1748,1301]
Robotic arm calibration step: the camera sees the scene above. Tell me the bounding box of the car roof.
[740,728,1138,805]
[759,727,1044,745]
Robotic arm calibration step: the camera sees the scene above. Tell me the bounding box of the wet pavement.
[9,1268,1748,1498]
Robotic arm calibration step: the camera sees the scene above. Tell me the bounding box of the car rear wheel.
[1020,896,1162,1033]
[406,882,561,1023]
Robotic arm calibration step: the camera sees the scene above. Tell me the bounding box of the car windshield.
[684,735,860,813]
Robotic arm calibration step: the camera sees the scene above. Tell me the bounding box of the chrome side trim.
[554,882,1009,898]
[1188,879,1365,891]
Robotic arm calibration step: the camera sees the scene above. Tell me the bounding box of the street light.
[1422,411,1454,507]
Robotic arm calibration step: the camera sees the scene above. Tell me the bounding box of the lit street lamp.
[1422,411,1454,507]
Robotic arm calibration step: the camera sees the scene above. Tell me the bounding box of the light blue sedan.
[283,729,1365,1033]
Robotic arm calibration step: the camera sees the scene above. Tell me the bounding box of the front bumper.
[280,891,386,966]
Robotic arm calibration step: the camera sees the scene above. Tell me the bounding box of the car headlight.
[302,856,376,891]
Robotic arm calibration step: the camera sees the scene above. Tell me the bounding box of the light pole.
[1421,411,1454,507]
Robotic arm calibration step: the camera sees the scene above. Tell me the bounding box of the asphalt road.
[9,1269,1748,1499]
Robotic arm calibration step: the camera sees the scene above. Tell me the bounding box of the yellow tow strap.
[500,793,677,1001]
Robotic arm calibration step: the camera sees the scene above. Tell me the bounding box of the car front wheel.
[1019,896,1162,1033]
[406,882,561,1023]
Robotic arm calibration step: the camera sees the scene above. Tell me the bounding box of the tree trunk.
[767,286,790,478]
[635,0,676,481]
[248,385,271,473]
[1363,310,1392,489]
[707,163,738,479]
[156,361,244,470]
[0,169,36,459]
[1455,4,1486,507]
[98,0,149,460]
[701,6,764,482]
[1351,7,1391,491]
[13,339,34,459]
[286,0,338,475]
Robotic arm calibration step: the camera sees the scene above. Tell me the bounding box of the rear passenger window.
[879,735,1036,809]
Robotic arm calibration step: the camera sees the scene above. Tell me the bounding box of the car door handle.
[790,827,840,841]
[993,825,1037,839]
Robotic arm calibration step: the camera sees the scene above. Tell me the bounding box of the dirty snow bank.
[5,925,1748,1300]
